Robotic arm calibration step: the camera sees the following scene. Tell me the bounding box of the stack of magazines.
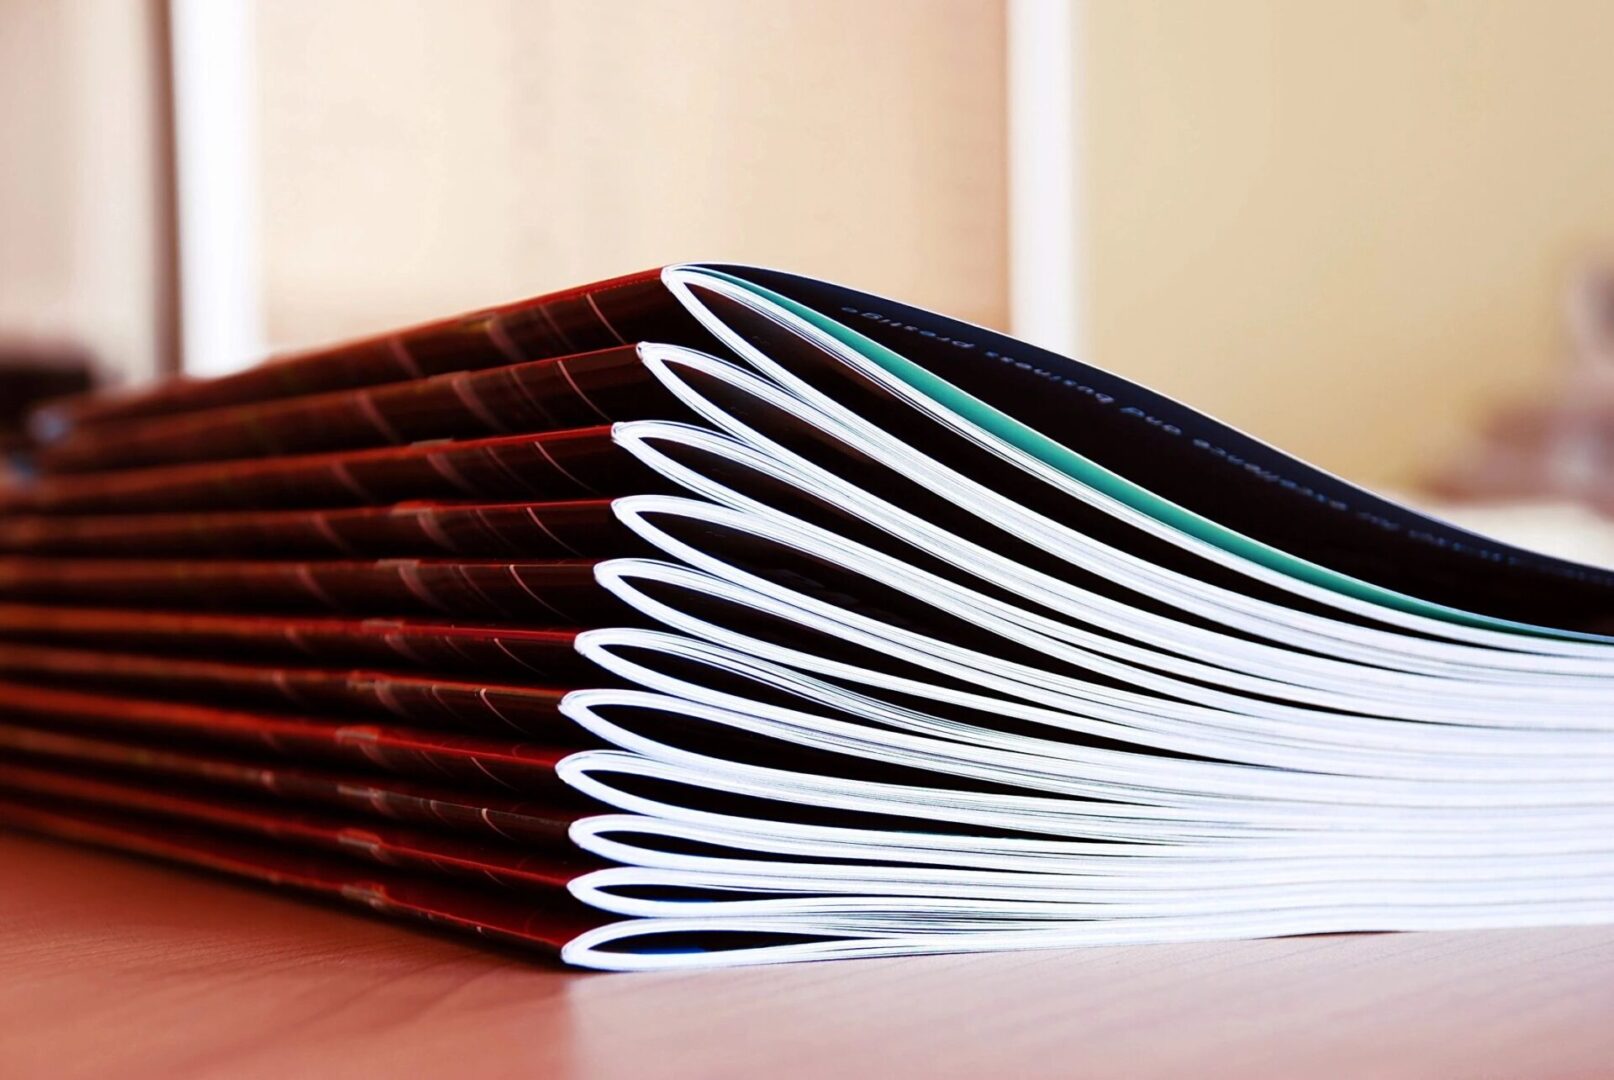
[2,265,1613,971]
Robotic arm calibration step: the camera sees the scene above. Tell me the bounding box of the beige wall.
[256,0,1008,350]
[1081,0,1614,488]
[9,0,1605,496]
[0,0,163,387]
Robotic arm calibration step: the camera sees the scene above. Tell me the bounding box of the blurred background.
[3,0,1614,556]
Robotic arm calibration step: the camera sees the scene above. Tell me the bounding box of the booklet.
[3,264,1613,970]
[0,793,599,955]
[0,498,639,560]
[0,725,587,845]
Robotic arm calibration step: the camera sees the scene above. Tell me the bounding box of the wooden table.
[4,830,1613,1079]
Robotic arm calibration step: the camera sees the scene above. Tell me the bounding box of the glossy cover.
[0,758,597,891]
[0,604,587,675]
[0,679,576,791]
[0,555,619,621]
[0,425,651,515]
[0,497,641,560]
[0,723,585,844]
[31,267,702,432]
[37,344,688,474]
[0,794,604,955]
[0,642,582,737]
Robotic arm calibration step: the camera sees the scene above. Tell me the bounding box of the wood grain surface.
[3,830,1613,1079]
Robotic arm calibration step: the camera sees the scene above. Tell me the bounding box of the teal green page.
[695,268,1606,643]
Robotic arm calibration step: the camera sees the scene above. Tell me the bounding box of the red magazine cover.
[37,343,690,474]
[0,424,655,515]
[0,604,588,675]
[31,267,707,433]
[0,679,578,791]
[0,794,604,956]
[0,642,584,737]
[0,556,621,621]
[0,759,599,892]
[0,498,640,560]
[0,723,586,844]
